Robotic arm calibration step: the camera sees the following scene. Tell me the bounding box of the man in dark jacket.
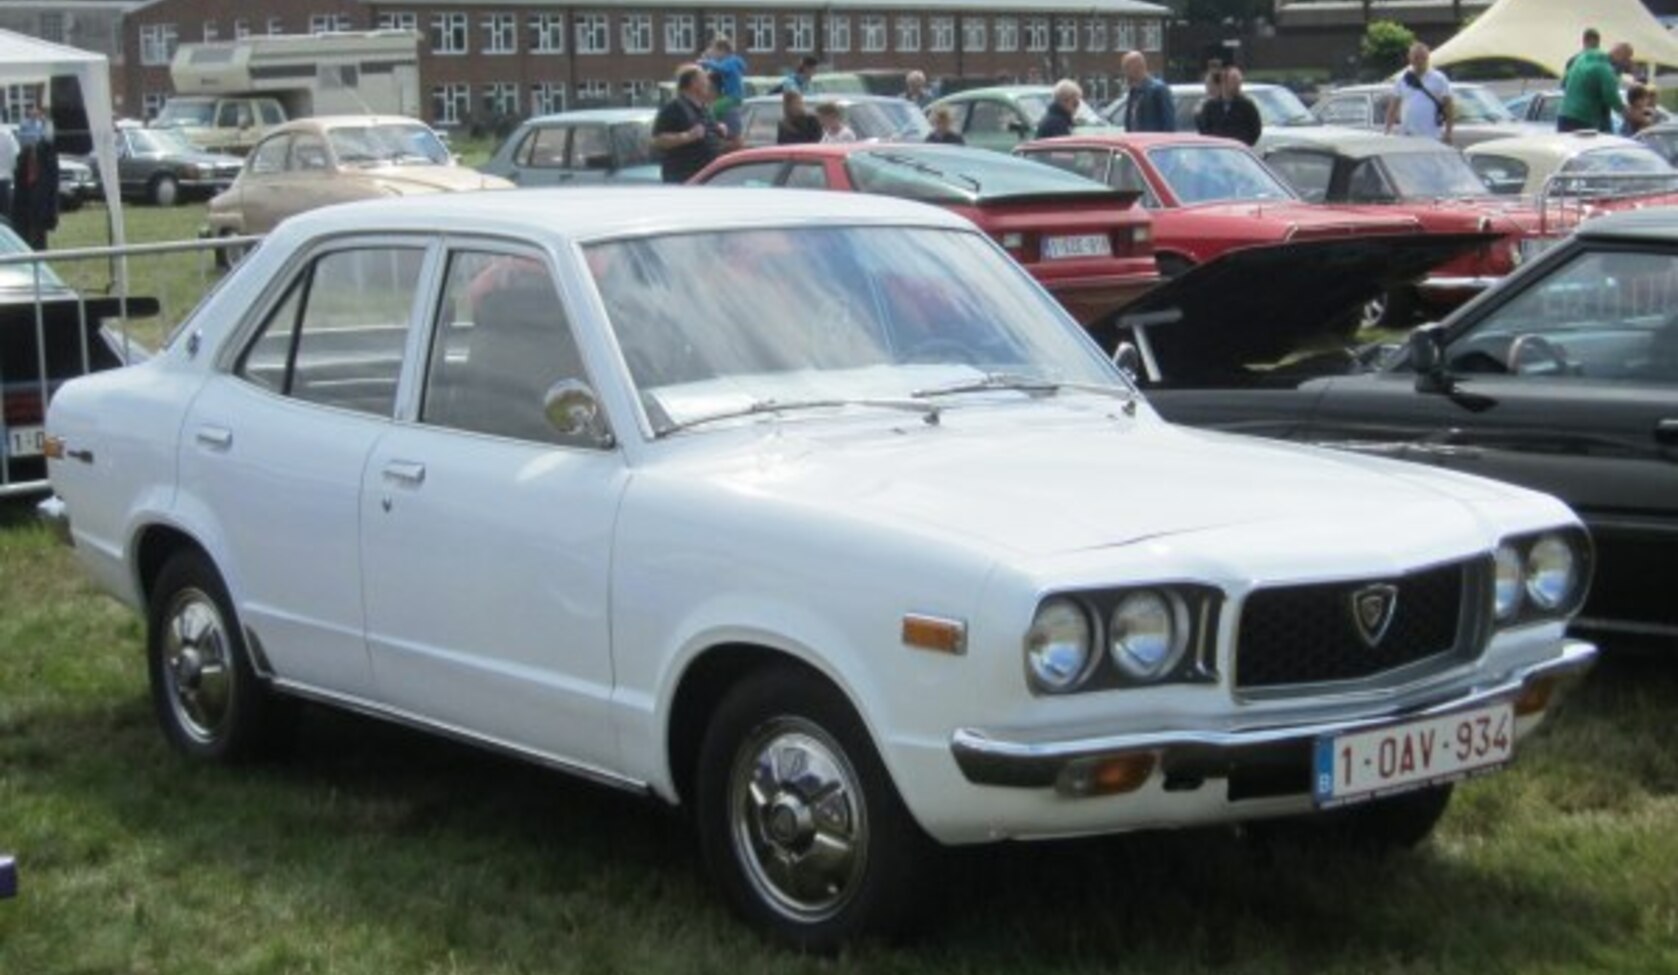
[1199,67,1262,146]
[652,65,725,183]
[1120,52,1175,132]
[1034,80,1082,139]
[776,90,822,144]
[11,107,58,250]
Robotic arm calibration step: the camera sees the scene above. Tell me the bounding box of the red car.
[690,143,1157,326]
[1014,133,1427,279]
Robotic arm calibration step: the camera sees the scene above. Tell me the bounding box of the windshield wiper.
[658,396,941,436]
[910,371,1137,406]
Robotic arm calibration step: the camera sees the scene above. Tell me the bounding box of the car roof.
[1024,132,1244,150]
[1574,207,1678,242]
[278,187,971,246]
[525,108,656,125]
[742,93,911,106]
[270,115,435,134]
[1167,82,1289,94]
[1464,130,1645,161]
[935,86,1053,100]
[1260,129,1448,158]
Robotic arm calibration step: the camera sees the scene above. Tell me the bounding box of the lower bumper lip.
[950,639,1597,789]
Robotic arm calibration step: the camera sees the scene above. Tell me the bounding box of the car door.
[179,238,434,696]
[508,123,569,186]
[359,242,626,769]
[1311,241,1678,634]
[565,123,613,184]
[115,129,144,195]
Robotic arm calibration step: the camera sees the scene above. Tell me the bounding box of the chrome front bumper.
[951,639,1597,790]
[1416,275,1498,300]
[36,495,72,547]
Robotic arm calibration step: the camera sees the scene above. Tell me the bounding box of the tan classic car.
[206,116,511,243]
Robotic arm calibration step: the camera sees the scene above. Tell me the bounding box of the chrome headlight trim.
[1524,533,1578,611]
[1025,597,1095,694]
[1109,589,1190,682]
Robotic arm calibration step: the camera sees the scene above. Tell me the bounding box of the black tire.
[150,173,181,207]
[213,230,247,271]
[146,550,295,762]
[1246,784,1454,855]
[696,665,931,952]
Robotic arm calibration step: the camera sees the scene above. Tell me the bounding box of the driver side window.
[1449,248,1678,385]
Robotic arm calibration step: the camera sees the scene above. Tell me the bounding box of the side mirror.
[1410,322,1451,393]
[544,380,615,448]
[1112,341,1142,381]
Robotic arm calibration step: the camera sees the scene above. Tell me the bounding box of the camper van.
[155,30,421,153]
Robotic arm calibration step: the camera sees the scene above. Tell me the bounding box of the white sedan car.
[40,188,1596,949]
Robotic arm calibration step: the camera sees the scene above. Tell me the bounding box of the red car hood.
[1183,199,1420,234]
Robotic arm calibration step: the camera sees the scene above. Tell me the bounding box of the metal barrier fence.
[0,235,262,498]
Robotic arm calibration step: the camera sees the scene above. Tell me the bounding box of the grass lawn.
[0,496,1674,973]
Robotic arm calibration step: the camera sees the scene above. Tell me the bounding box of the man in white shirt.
[1384,42,1454,143]
[0,124,18,219]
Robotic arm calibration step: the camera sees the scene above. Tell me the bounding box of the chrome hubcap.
[161,589,233,744]
[1360,295,1387,330]
[729,719,868,922]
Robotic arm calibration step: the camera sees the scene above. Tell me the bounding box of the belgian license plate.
[1042,234,1112,260]
[1313,701,1514,807]
[5,426,44,459]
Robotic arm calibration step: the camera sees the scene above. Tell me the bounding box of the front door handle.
[1657,418,1678,446]
[381,460,426,486]
[195,426,232,450]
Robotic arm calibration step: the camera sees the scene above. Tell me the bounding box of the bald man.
[1120,51,1175,132]
[1385,42,1453,143]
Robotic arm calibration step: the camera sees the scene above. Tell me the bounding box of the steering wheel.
[1505,333,1570,376]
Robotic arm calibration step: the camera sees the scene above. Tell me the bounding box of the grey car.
[109,124,245,206]
[479,109,658,187]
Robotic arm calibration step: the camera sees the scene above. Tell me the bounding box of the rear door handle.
[195,426,232,450]
[381,460,426,486]
[1657,418,1678,446]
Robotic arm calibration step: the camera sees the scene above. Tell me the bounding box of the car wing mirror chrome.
[543,379,616,448]
[1112,341,1142,381]
[1410,322,1453,394]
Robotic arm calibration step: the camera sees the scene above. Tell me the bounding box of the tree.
[1361,20,1416,76]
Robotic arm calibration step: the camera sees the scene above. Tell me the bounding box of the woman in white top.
[816,103,857,144]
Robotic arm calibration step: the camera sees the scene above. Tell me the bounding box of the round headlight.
[1525,535,1577,610]
[1025,598,1094,693]
[1493,543,1524,620]
[1109,590,1188,681]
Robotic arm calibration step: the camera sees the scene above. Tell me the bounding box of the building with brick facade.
[1,0,1168,129]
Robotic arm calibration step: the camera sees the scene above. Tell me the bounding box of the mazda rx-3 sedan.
[40,188,1595,949]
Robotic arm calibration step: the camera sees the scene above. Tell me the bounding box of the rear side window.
[1265,150,1334,203]
[236,247,427,416]
[249,136,290,175]
[518,126,568,167]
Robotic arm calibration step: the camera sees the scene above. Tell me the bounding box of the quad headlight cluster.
[1024,587,1219,695]
[1492,529,1592,626]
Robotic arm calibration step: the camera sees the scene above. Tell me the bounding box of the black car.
[1119,210,1678,645]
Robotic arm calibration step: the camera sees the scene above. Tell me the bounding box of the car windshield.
[1146,145,1296,204]
[0,222,67,291]
[153,99,216,127]
[126,127,199,154]
[847,148,1119,204]
[585,226,1125,434]
[1638,129,1678,165]
[1453,87,1516,124]
[842,100,932,140]
[1016,93,1104,126]
[1384,150,1492,198]
[327,124,451,165]
[1249,87,1318,127]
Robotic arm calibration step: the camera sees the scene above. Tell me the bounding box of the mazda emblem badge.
[1350,584,1399,647]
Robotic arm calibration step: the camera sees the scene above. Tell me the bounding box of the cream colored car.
[206,116,510,241]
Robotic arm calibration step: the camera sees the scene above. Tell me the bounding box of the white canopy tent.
[0,28,124,249]
[1430,0,1678,78]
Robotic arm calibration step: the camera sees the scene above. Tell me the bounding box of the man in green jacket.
[1558,43,1629,133]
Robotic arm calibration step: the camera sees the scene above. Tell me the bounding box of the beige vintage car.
[1464,130,1676,197]
[206,116,511,244]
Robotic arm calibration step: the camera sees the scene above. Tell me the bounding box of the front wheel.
[696,666,930,951]
[150,173,181,207]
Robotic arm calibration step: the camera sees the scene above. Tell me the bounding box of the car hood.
[362,165,513,193]
[1115,233,1496,371]
[654,407,1527,559]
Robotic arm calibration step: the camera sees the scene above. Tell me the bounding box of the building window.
[1085,19,1107,54]
[142,91,167,120]
[379,12,417,32]
[994,17,1018,52]
[37,12,64,44]
[531,82,566,116]
[202,21,220,43]
[483,82,519,117]
[746,15,775,53]
[1116,19,1136,51]
[1025,18,1049,53]
[1141,20,1163,52]
[895,16,920,53]
[703,15,734,46]
[310,14,352,34]
[577,79,611,104]
[432,83,470,125]
[858,15,886,54]
[483,14,516,54]
[961,18,987,53]
[826,15,850,53]
[530,13,564,53]
[576,14,609,55]
[624,79,654,104]
[666,14,695,54]
[234,19,251,39]
[786,15,814,53]
[929,17,954,53]
[139,24,178,66]
[3,85,40,121]
[621,13,652,54]
[267,17,284,35]
[431,13,468,54]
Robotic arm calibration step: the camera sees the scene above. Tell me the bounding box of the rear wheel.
[696,665,930,951]
[1246,784,1454,854]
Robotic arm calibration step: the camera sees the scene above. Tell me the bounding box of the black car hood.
[1115,233,1494,373]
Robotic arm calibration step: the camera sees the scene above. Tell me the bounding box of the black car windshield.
[847,147,1119,204]
[1385,150,1492,198]
[153,99,216,127]
[328,124,450,165]
[1250,87,1318,127]
[1147,145,1296,204]
[585,226,1124,432]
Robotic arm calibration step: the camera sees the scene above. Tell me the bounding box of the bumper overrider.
[951,639,1596,795]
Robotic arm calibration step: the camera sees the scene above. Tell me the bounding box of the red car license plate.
[1314,700,1513,807]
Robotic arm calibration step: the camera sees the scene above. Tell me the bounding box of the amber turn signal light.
[1057,753,1157,798]
[901,614,966,655]
[1514,677,1556,717]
